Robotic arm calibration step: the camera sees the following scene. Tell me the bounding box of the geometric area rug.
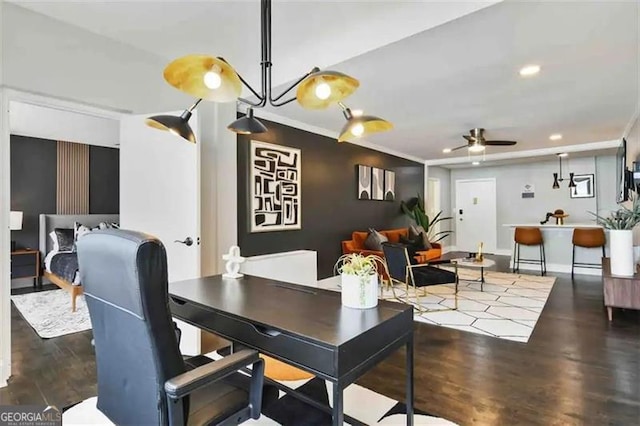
[318,269,556,343]
[63,349,458,425]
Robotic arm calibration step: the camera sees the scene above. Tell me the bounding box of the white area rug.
[64,349,457,425]
[11,289,91,338]
[318,269,555,343]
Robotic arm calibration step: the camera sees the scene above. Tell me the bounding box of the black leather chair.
[77,229,273,426]
[382,242,458,311]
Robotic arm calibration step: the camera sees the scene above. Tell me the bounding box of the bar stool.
[572,228,606,278]
[513,227,546,276]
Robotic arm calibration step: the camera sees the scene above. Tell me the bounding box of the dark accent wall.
[10,135,119,251]
[10,135,57,250]
[237,119,424,279]
[90,145,120,213]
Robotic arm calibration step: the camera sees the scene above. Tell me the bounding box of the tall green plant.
[400,193,453,243]
[590,195,640,230]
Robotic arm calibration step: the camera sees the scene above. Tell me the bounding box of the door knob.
[175,237,193,246]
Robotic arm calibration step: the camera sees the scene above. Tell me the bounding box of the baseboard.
[494,249,512,256]
[0,360,7,388]
[508,261,602,276]
[442,245,457,254]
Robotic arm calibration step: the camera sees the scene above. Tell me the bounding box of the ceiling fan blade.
[450,144,469,151]
[484,140,517,146]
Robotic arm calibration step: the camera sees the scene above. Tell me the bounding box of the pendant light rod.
[187,98,203,112]
[234,0,318,108]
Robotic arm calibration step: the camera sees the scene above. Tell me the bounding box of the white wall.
[450,156,615,251]
[199,102,238,276]
[1,3,189,114]
[10,102,120,147]
[240,250,318,287]
[426,165,453,247]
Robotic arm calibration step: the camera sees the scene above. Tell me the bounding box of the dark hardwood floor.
[2,257,640,425]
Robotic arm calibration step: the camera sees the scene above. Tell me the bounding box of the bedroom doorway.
[0,91,122,385]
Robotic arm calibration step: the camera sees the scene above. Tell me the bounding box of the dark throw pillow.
[364,228,388,251]
[399,236,422,262]
[419,232,433,250]
[408,224,427,240]
[54,228,75,252]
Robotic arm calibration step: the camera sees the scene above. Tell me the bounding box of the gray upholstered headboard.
[39,214,120,256]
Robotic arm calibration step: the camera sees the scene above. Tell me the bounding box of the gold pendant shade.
[338,115,394,143]
[296,70,359,110]
[164,55,242,102]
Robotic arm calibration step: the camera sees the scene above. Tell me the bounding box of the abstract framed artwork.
[250,140,301,232]
[371,167,384,201]
[384,170,396,201]
[570,174,595,199]
[357,165,372,200]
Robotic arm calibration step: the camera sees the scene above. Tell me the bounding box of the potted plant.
[401,193,453,243]
[591,196,640,276]
[334,253,383,309]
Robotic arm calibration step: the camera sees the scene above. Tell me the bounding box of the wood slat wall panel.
[56,141,89,214]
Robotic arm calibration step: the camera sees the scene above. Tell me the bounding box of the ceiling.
[9,0,639,162]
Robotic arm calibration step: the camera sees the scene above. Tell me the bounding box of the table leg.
[406,335,414,425]
[332,380,344,425]
[480,267,485,292]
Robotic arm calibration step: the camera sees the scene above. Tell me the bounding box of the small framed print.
[357,165,372,200]
[570,174,595,199]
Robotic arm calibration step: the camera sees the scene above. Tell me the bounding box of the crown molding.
[424,139,621,167]
[248,107,427,164]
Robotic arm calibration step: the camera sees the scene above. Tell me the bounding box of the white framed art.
[250,140,301,232]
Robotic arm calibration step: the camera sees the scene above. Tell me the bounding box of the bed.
[39,214,119,312]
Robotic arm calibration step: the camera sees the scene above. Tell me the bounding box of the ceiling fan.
[446,128,517,153]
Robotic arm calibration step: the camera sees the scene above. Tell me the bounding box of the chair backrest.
[514,227,543,245]
[77,229,185,426]
[572,228,606,248]
[382,243,411,283]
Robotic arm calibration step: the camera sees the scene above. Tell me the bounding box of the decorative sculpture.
[222,246,246,279]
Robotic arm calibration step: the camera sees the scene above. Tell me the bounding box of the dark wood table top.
[169,274,412,348]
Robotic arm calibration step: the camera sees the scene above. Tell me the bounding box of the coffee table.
[451,258,496,291]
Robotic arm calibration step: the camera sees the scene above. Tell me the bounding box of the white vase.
[341,273,379,309]
[609,229,635,276]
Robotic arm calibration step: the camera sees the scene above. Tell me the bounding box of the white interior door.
[119,111,201,355]
[455,179,497,253]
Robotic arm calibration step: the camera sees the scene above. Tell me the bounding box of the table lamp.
[10,211,23,251]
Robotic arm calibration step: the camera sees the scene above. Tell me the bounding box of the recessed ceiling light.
[472,161,480,166]
[443,148,452,153]
[558,152,568,157]
[351,109,363,117]
[549,133,563,141]
[519,64,541,77]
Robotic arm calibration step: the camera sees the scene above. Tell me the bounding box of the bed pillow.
[49,231,60,253]
[99,222,120,230]
[74,222,92,242]
[54,228,75,252]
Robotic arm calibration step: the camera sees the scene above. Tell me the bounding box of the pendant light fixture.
[552,153,576,189]
[228,108,268,135]
[145,99,201,143]
[148,0,391,143]
[337,103,393,143]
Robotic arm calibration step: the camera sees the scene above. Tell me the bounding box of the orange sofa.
[341,228,442,265]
